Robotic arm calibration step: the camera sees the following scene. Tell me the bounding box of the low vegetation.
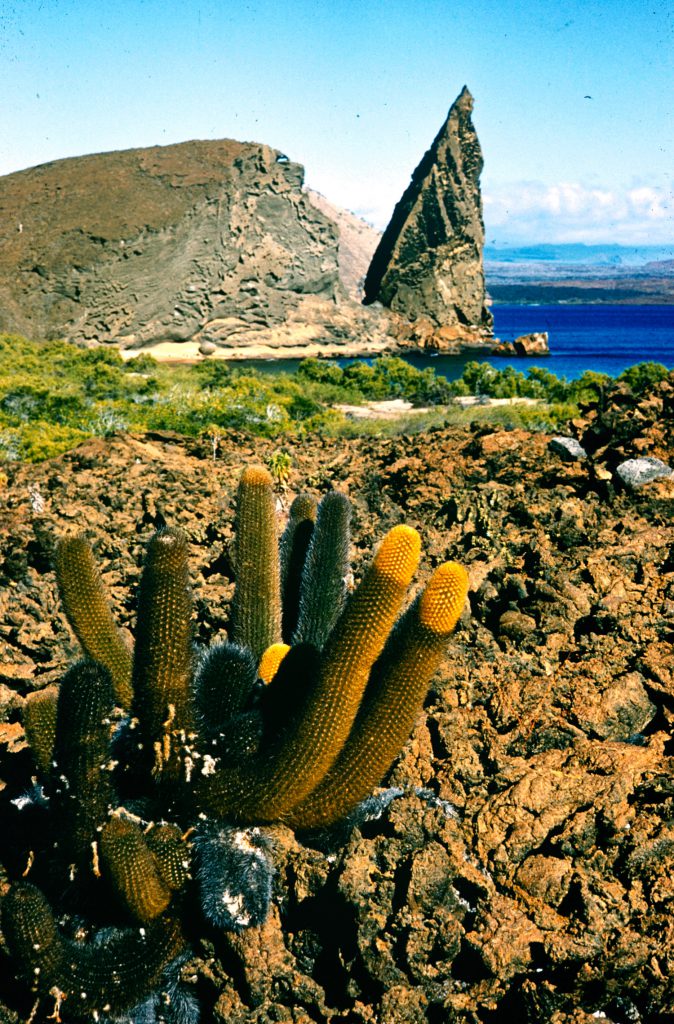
[0,334,670,463]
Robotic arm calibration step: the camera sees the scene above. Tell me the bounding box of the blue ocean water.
[382,304,674,383]
[239,304,674,383]
[490,303,674,381]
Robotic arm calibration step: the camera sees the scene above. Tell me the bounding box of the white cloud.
[483,179,673,244]
[306,168,674,246]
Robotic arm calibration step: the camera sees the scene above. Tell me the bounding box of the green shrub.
[524,367,570,402]
[618,361,671,395]
[189,360,233,388]
[14,421,90,462]
[297,358,344,386]
[569,370,612,405]
[458,361,499,397]
[1,332,669,462]
[287,392,322,421]
[1,384,87,425]
[125,353,160,374]
[338,356,452,406]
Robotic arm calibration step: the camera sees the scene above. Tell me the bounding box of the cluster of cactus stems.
[2,466,468,1022]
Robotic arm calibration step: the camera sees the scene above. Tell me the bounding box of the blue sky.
[0,0,672,246]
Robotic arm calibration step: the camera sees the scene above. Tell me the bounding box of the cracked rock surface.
[1,384,674,1022]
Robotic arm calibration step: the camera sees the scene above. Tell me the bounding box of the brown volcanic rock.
[2,383,674,1021]
[492,331,550,358]
[0,140,389,355]
[364,86,493,336]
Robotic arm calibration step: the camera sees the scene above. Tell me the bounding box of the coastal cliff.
[0,113,499,359]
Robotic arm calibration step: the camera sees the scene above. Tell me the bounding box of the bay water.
[240,304,674,383]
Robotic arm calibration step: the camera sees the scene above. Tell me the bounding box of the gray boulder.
[616,457,673,489]
[549,437,587,462]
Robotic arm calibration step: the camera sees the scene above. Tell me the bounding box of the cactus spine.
[145,822,191,891]
[132,527,195,781]
[1,883,66,988]
[293,490,351,649]
[1,882,185,1017]
[280,493,317,641]
[194,642,258,735]
[51,660,117,872]
[5,463,470,1017]
[22,685,58,776]
[100,815,172,922]
[287,562,469,828]
[199,525,421,822]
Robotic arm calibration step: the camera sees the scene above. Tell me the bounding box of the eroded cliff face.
[364,86,493,336]
[0,140,387,355]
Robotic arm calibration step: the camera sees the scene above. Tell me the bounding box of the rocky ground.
[1,378,673,1023]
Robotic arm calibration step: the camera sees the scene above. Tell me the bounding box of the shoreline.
[119,337,498,365]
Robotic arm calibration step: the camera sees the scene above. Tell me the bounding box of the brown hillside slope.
[0,140,389,355]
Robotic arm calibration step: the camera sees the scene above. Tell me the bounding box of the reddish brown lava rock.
[1,378,674,1021]
[492,332,550,358]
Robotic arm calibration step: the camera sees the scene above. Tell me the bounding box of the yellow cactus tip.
[258,643,291,684]
[241,465,273,488]
[419,562,469,634]
[374,525,421,586]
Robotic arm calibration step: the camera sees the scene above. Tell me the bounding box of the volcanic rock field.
[1,378,673,1023]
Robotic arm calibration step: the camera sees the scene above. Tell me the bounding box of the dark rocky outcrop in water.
[364,86,493,337]
[0,140,389,356]
[491,331,550,358]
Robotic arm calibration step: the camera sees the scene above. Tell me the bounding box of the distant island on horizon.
[484,242,674,305]
[485,242,674,264]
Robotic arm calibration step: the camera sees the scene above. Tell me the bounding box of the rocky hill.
[485,245,674,304]
[0,140,391,359]
[488,277,674,304]
[0,99,498,359]
[364,87,493,348]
